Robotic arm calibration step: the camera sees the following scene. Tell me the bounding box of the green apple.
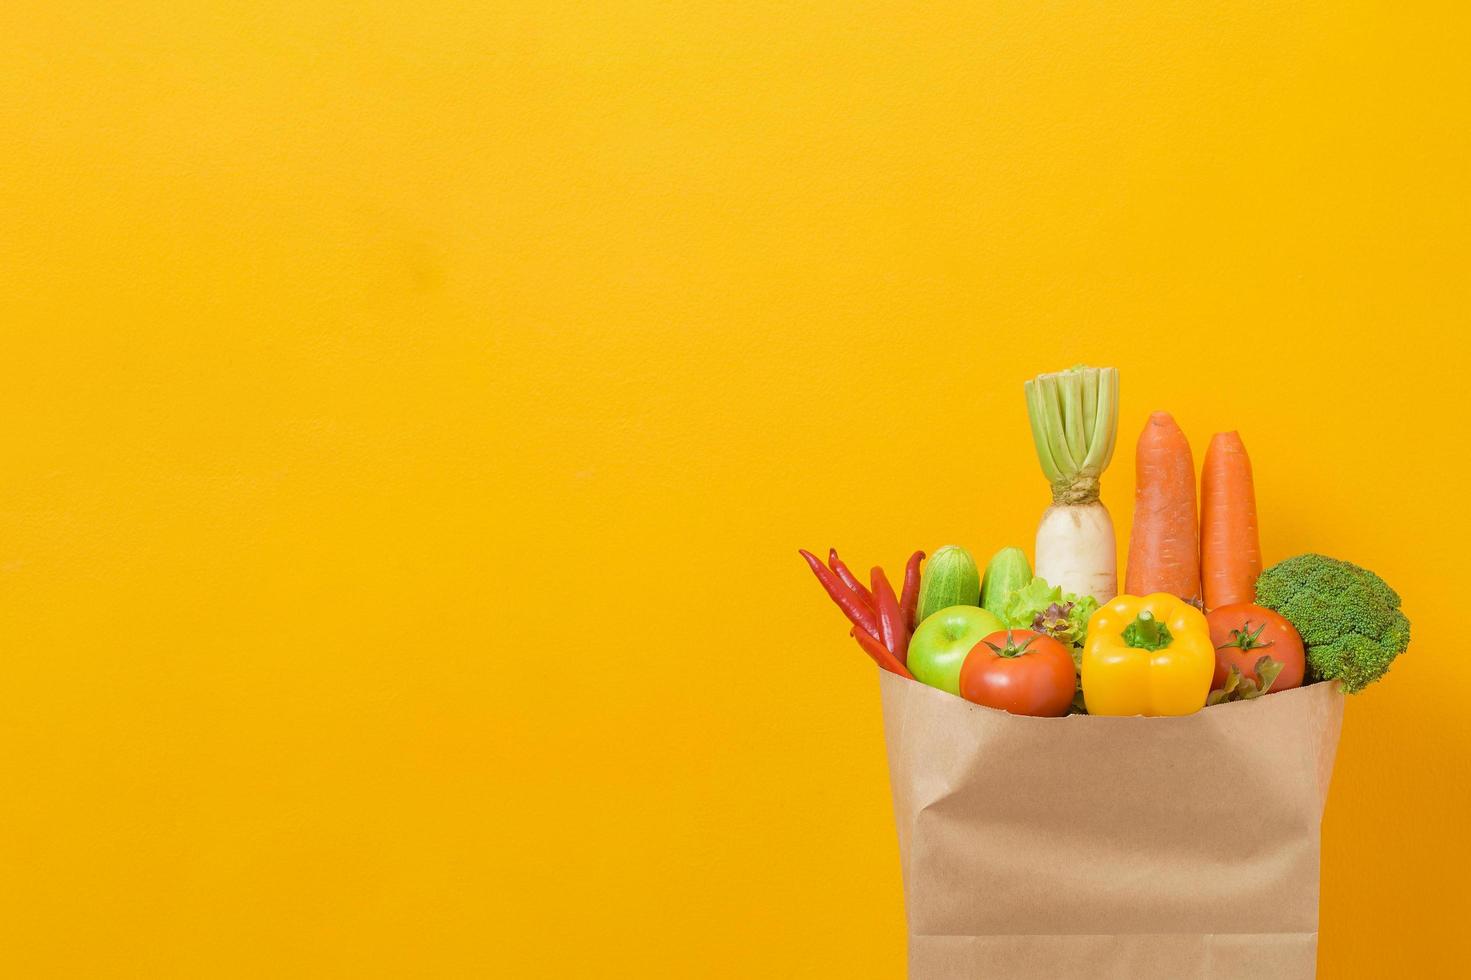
[907,605,1005,695]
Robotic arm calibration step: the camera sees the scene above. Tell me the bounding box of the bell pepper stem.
[1121,610,1174,652]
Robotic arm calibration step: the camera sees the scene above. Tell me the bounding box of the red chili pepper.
[853,625,915,678]
[871,566,909,665]
[899,550,924,631]
[799,549,880,638]
[828,548,874,607]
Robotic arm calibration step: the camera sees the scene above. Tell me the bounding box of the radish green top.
[1024,366,1119,505]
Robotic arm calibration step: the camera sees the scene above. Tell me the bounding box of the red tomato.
[958,629,1075,717]
[1206,603,1305,693]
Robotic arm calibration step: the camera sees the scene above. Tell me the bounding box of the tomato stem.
[1216,620,1275,653]
[982,630,1038,659]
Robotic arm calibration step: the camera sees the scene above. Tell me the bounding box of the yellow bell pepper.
[1082,593,1214,716]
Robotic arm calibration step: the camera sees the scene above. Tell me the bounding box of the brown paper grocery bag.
[878,669,1344,980]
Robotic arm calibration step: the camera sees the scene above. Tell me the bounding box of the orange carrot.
[1125,411,1201,603]
[1199,431,1262,611]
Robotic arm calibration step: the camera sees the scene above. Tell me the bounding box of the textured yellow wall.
[2,3,1466,977]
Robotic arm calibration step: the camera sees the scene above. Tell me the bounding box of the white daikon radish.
[1023,366,1120,603]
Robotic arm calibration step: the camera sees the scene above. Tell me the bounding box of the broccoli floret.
[1254,554,1411,693]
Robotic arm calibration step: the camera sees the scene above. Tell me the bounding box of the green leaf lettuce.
[1001,576,1100,654]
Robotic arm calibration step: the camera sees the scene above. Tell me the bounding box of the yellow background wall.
[2,3,1466,977]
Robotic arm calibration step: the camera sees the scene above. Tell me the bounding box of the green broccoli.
[1254,554,1411,693]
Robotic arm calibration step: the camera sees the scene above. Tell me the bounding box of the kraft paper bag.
[878,669,1344,980]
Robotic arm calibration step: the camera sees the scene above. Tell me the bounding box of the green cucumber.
[981,547,1032,621]
[916,545,981,625]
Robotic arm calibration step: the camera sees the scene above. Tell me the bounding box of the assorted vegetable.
[801,368,1412,716]
[1207,657,1283,705]
[899,550,924,630]
[826,548,873,607]
[958,630,1075,718]
[1199,431,1262,611]
[1024,366,1120,603]
[915,545,981,624]
[1082,594,1215,717]
[799,548,879,640]
[799,548,921,678]
[1125,411,1201,604]
[1000,577,1099,654]
[873,567,908,666]
[1254,554,1411,693]
[980,547,1031,621]
[1206,603,1304,694]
